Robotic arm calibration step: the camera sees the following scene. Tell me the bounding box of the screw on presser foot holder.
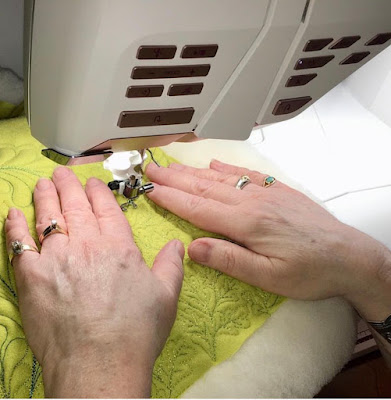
[108,177,154,211]
[104,149,159,211]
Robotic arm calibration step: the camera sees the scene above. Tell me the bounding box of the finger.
[52,167,99,235]
[169,162,235,183]
[210,159,283,188]
[151,240,185,299]
[85,177,134,239]
[168,163,259,193]
[188,237,274,290]
[146,183,249,243]
[34,178,69,246]
[146,163,243,205]
[5,208,40,272]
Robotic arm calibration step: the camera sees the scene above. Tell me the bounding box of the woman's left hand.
[5,167,184,398]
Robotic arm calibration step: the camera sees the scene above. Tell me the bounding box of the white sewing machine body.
[1,1,391,396]
[251,45,391,250]
[25,0,391,160]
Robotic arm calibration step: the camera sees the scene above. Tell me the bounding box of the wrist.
[340,226,391,321]
[42,348,154,398]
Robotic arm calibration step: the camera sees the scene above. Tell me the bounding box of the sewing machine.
[24,0,391,209]
[1,0,391,396]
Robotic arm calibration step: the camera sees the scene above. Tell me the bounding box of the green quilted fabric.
[0,117,285,398]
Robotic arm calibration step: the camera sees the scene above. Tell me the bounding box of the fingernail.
[7,208,20,220]
[146,182,159,196]
[174,240,185,258]
[36,178,51,190]
[189,241,210,263]
[147,162,159,171]
[169,163,184,171]
[53,167,71,179]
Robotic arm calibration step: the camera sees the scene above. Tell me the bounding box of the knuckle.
[246,209,266,231]
[205,170,220,181]
[252,169,263,179]
[222,245,238,275]
[73,239,100,266]
[156,287,174,313]
[168,258,184,283]
[36,214,60,227]
[5,223,20,239]
[116,244,143,268]
[236,166,251,176]
[93,202,120,220]
[251,172,265,186]
[227,165,240,175]
[247,190,261,200]
[186,195,204,218]
[188,194,203,209]
[192,179,214,196]
[251,205,287,230]
[122,244,142,261]
[5,216,25,236]
[62,209,93,226]
[62,198,92,214]
[223,175,235,185]
[161,274,183,301]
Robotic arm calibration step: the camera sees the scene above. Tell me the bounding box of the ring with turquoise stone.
[263,176,276,188]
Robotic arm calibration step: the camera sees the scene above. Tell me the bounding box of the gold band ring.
[263,176,276,188]
[235,175,251,190]
[8,240,39,265]
[39,219,68,244]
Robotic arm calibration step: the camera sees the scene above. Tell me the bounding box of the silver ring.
[8,240,39,265]
[235,175,251,190]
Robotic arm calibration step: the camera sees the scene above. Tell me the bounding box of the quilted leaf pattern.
[0,117,284,398]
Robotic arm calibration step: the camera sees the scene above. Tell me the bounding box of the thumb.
[188,238,272,289]
[152,240,185,299]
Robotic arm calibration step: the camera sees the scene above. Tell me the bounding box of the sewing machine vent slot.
[181,44,218,58]
[365,32,391,46]
[295,55,335,70]
[168,83,204,96]
[340,52,370,65]
[117,108,195,128]
[136,45,177,59]
[126,85,164,98]
[329,36,361,49]
[131,65,210,79]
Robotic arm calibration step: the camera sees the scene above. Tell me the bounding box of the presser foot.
[108,177,154,211]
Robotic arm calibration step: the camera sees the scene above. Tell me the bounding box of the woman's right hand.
[145,159,391,323]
